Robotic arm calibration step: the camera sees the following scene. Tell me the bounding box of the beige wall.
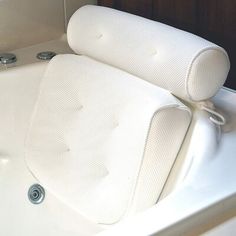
[0,0,97,52]
[64,0,97,28]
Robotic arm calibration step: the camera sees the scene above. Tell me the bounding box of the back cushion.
[26,55,191,224]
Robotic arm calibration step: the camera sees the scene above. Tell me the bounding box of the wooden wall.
[98,0,236,90]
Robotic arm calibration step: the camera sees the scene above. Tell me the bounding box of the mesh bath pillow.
[25,55,191,224]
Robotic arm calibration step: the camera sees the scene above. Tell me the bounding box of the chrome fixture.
[37,51,56,60]
[0,53,17,64]
[28,184,45,204]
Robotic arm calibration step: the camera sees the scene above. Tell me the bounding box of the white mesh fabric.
[187,49,230,101]
[67,5,230,102]
[26,55,191,224]
[127,107,191,216]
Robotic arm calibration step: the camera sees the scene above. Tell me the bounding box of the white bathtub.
[0,36,236,236]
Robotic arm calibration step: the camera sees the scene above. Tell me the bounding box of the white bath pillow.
[68,5,230,102]
[26,55,191,224]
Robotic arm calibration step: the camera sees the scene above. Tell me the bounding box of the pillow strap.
[197,101,226,126]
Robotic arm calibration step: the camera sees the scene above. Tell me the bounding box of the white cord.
[197,101,226,126]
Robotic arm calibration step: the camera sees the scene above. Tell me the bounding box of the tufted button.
[101,166,109,177]
[97,33,103,39]
[113,122,119,128]
[77,105,83,110]
[151,48,157,56]
[70,105,83,112]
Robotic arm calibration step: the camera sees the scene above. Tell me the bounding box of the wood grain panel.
[153,0,197,33]
[97,0,114,7]
[98,0,152,18]
[98,0,236,89]
[116,0,152,18]
[197,0,236,89]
